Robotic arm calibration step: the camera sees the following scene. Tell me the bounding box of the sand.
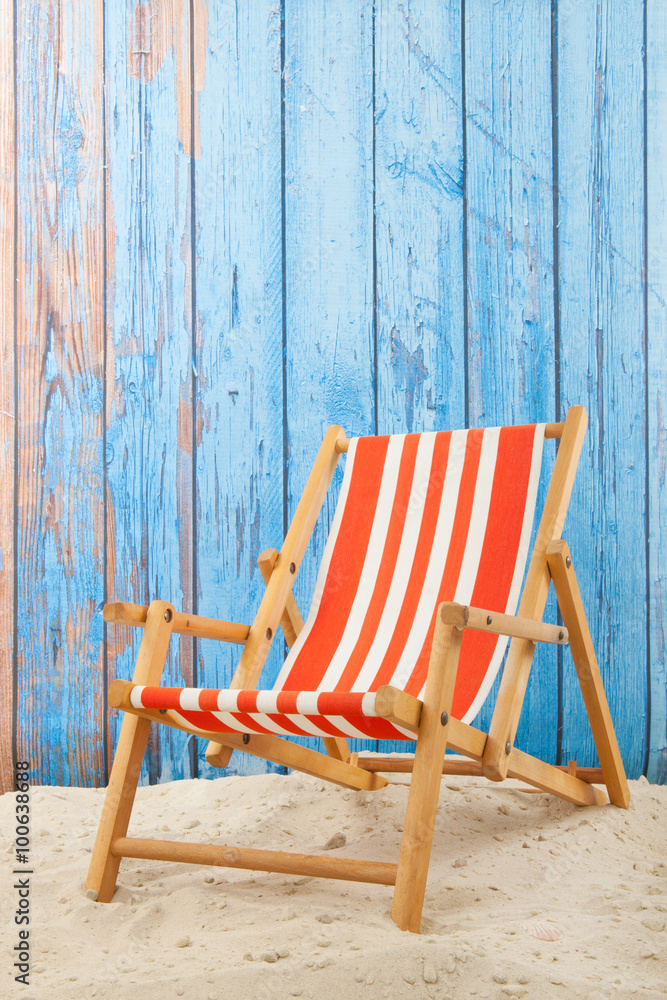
[1,768,666,999]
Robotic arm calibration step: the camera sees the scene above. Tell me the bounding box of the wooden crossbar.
[354,756,604,783]
[439,602,568,645]
[103,602,249,645]
[112,837,398,885]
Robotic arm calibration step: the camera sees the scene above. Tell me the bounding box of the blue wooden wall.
[1,0,665,792]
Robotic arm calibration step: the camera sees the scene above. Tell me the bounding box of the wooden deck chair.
[87,405,629,933]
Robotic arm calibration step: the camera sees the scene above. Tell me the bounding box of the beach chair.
[87,405,629,933]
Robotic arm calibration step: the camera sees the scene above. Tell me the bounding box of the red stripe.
[139,687,185,710]
[334,434,424,691]
[284,436,391,690]
[377,429,484,693]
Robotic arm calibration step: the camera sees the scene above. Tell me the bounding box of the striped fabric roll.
[133,424,545,741]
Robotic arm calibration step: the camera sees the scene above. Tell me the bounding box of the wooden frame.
[87,406,630,932]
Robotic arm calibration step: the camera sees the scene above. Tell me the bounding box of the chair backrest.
[274,424,545,723]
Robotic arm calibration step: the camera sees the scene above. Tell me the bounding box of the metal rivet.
[440,712,449,727]
[243,733,250,745]
[558,630,564,641]
[486,615,493,625]
[289,562,296,574]
[505,741,512,755]
[266,627,273,640]
[566,555,572,569]
[159,708,166,715]
[164,609,172,622]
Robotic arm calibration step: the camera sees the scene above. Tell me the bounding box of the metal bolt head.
[243,733,250,745]
[159,708,167,715]
[486,615,493,625]
[440,712,449,727]
[266,627,273,640]
[558,630,564,641]
[565,555,572,569]
[505,741,512,755]
[289,562,296,574]
[164,608,172,622]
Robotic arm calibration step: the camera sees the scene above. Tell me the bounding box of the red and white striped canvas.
[132,424,545,741]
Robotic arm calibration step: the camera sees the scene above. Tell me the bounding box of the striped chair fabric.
[132,424,545,741]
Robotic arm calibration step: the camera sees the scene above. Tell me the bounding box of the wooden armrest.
[438,602,567,645]
[375,685,422,732]
[103,602,250,645]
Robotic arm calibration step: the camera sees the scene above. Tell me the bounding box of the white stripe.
[216,690,239,713]
[463,424,545,723]
[356,429,467,693]
[255,692,280,715]
[131,686,145,708]
[296,692,319,715]
[348,433,443,692]
[452,427,500,604]
[361,692,376,716]
[272,438,358,691]
[179,689,204,711]
[316,434,413,690]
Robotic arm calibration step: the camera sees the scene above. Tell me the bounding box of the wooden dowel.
[111,837,398,886]
[104,602,250,645]
[438,602,568,645]
[335,421,566,453]
[354,756,605,783]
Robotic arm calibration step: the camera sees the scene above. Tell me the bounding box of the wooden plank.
[507,747,607,807]
[103,602,249,644]
[194,0,284,779]
[284,0,375,758]
[392,622,461,932]
[112,837,398,886]
[372,0,466,761]
[439,602,568,645]
[86,602,174,902]
[15,0,105,786]
[464,0,558,762]
[0,0,15,794]
[556,0,647,777]
[374,0,465,435]
[547,541,630,806]
[104,0,195,783]
[647,0,667,785]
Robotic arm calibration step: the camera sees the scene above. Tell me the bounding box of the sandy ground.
[1,767,666,999]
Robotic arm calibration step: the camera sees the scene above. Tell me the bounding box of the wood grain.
[284,0,376,755]
[374,0,465,435]
[0,0,15,794]
[15,0,106,786]
[646,0,667,785]
[464,0,558,762]
[194,0,285,778]
[105,0,195,783]
[556,0,647,777]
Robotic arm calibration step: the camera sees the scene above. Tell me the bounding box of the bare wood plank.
[194,0,284,781]
[105,0,195,782]
[87,603,175,902]
[103,603,249,645]
[646,0,667,785]
[375,686,422,732]
[355,756,605,783]
[438,602,568,645]
[15,0,105,786]
[547,541,630,807]
[107,681,386,793]
[392,621,462,932]
[483,406,588,781]
[557,0,647,778]
[112,837,397,886]
[0,0,15,795]
[507,747,607,808]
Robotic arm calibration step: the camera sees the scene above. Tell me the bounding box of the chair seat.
[129,685,412,740]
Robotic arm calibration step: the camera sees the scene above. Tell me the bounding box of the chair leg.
[547,541,630,808]
[86,601,175,902]
[391,617,462,933]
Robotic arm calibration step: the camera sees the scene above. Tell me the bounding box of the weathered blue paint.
[4,1,666,787]
[284,0,376,755]
[104,0,195,784]
[194,0,285,778]
[375,0,465,437]
[557,0,648,778]
[464,0,558,762]
[14,0,106,786]
[646,0,667,784]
